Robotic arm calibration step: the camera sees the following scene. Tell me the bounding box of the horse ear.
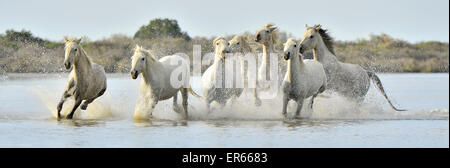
[305,24,309,29]
[314,25,322,31]
[135,44,140,50]
[75,38,82,44]
[64,36,69,42]
[269,27,277,32]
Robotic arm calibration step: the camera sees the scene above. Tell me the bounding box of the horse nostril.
[255,34,261,41]
[65,62,71,69]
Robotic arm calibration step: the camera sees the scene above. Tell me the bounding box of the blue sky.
[0,0,448,43]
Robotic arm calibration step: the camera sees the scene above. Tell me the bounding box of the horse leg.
[66,99,82,119]
[80,88,106,110]
[206,101,211,114]
[254,88,261,106]
[294,98,304,119]
[180,88,188,119]
[310,93,318,109]
[228,94,238,108]
[282,94,289,119]
[56,91,71,119]
[172,91,179,112]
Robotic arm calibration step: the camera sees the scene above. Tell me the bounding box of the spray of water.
[31,87,127,120]
[30,79,448,121]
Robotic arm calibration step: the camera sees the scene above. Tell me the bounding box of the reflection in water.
[133,118,188,127]
[281,119,359,128]
[59,119,104,127]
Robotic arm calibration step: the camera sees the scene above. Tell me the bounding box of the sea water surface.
[0,73,448,147]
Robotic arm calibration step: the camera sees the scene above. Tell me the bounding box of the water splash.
[31,87,127,120]
[142,85,448,121]
[28,77,448,121]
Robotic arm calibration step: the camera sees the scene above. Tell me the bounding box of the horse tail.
[367,71,406,111]
[188,87,202,99]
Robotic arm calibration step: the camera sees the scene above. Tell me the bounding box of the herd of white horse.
[56,24,404,120]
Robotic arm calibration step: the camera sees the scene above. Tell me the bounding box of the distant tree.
[134,18,191,41]
[4,29,44,44]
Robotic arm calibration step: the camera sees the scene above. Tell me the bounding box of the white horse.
[299,24,404,111]
[254,24,284,95]
[228,34,262,106]
[57,37,107,120]
[130,45,201,119]
[201,37,236,111]
[281,38,327,118]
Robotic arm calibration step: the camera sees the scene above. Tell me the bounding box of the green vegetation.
[0,19,448,73]
[134,18,191,41]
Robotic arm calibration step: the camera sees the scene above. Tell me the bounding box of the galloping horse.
[57,37,107,119]
[228,35,262,106]
[201,37,235,112]
[130,45,201,120]
[281,38,327,118]
[298,25,404,111]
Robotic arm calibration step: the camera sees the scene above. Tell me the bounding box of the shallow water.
[0,73,448,147]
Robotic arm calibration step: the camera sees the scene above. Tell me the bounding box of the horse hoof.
[255,99,262,106]
[80,104,88,110]
[66,115,73,120]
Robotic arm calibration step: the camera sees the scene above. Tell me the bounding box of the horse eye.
[237,42,240,45]
[141,58,145,61]
[74,48,78,51]
[227,42,230,46]
[216,43,219,46]
[294,45,297,48]
[310,35,314,39]
[266,30,269,33]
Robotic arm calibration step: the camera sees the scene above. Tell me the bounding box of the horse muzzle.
[64,62,71,70]
[299,46,305,54]
[254,34,261,42]
[131,71,139,79]
[283,52,291,60]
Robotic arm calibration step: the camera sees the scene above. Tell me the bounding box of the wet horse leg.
[294,98,304,119]
[254,88,261,106]
[56,91,71,119]
[310,93,318,109]
[282,94,289,119]
[80,88,106,110]
[66,99,82,119]
[181,88,188,119]
[172,91,179,112]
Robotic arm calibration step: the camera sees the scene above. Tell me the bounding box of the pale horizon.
[0,0,448,43]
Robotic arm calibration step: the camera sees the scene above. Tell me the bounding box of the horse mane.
[313,24,335,55]
[235,35,253,53]
[134,45,156,61]
[264,23,278,44]
[213,36,224,46]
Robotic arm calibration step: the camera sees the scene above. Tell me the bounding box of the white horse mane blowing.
[281,38,327,118]
[130,45,201,120]
[57,37,107,120]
